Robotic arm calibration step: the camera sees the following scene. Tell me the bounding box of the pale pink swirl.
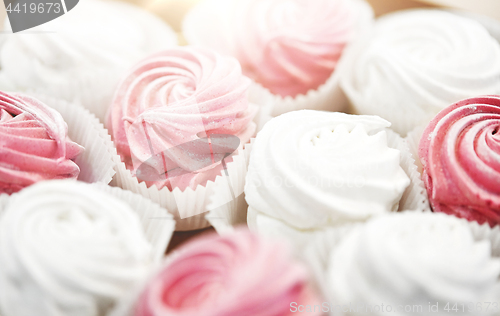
[0,92,83,194]
[419,95,500,227]
[232,0,357,97]
[108,47,256,191]
[134,229,321,316]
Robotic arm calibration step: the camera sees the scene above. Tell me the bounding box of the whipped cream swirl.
[341,10,500,135]
[244,110,410,230]
[108,47,257,191]
[328,212,500,315]
[0,180,153,316]
[184,0,371,97]
[134,229,321,316]
[0,92,83,194]
[0,0,178,121]
[419,95,500,227]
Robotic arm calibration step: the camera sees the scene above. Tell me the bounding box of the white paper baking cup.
[111,138,254,231]
[388,128,430,213]
[27,93,116,184]
[0,194,8,219]
[205,139,254,234]
[307,213,500,316]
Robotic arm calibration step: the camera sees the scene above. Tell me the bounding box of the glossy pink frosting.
[419,95,500,227]
[0,92,83,194]
[233,0,356,97]
[134,229,321,316]
[107,47,256,191]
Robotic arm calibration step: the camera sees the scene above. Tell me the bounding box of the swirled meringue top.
[244,110,410,230]
[184,0,372,97]
[0,180,153,316]
[341,10,500,136]
[0,0,177,121]
[419,95,500,227]
[134,229,321,316]
[328,212,500,315]
[108,46,257,191]
[0,92,83,194]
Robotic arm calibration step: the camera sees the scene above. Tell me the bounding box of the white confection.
[0,0,178,122]
[327,212,500,316]
[0,180,153,316]
[341,10,500,136]
[244,110,410,230]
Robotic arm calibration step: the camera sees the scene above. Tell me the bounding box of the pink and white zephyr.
[134,229,322,316]
[107,47,257,191]
[184,0,362,97]
[0,91,83,194]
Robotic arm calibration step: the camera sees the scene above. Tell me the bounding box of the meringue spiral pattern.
[328,213,500,315]
[185,0,370,97]
[0,92,83,194]
[134,229,321,316]
[244,110,410,230]
[419,95,500,227]
[341,10,500,135]
[108,47,257,191]
[0,180,153,316]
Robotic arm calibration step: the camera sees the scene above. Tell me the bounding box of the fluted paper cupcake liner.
[0,194,8,219]
[28,93,116,184]
[90,183,176,260]
[248,67,349,121]
[206,139,255,234]
[305,213,500,316]
[111,139,254,231]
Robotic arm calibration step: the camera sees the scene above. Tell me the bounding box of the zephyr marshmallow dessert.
[0,0,178,122]
[0,180,169,316]
[108,46,257,230]
[184,0,373,117]
[419,95,500,228]
[0,91,83,194]
[132,229,322,316]
[245,110,410,235]
[341,10,500,136]
[327,212,500,316]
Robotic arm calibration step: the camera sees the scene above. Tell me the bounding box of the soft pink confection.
[237,0,356,97]
[0,92,83,194]
[187,0,359,97]
[419,95,500,227]
[107,47,257,191]
[134,229,322,316]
